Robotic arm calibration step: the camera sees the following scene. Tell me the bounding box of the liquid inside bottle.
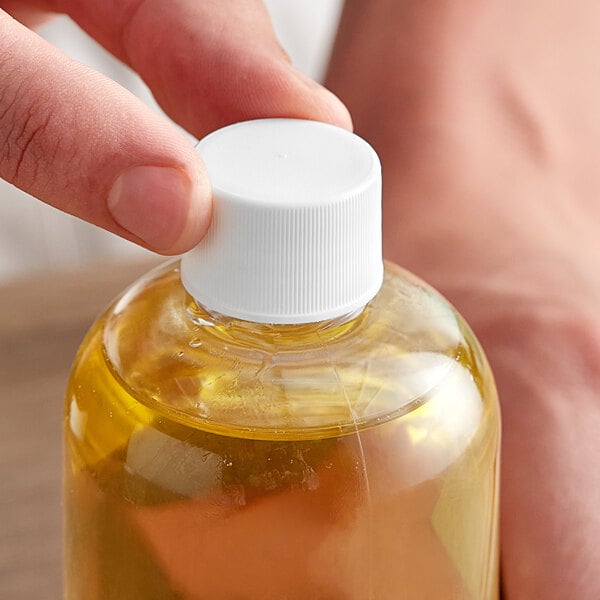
[64,260,500,600]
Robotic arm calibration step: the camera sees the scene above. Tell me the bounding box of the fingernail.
[108,165,194,252]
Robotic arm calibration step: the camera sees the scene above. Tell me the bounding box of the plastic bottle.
[64,118,500,599]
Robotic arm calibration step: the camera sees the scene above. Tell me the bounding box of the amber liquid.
[65,262,500,599]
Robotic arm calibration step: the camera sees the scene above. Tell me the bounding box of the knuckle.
[0,80,53,186]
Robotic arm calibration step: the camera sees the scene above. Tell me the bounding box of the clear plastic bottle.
[64,119,500,599]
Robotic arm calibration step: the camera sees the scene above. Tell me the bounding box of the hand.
[327,1,600,598]
[0,1,351,253]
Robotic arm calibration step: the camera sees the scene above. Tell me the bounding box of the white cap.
[180,118,383,324]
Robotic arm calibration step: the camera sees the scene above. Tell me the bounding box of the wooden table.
[0,259,161,600]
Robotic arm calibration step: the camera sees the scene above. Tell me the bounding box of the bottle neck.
[186,299,368,349]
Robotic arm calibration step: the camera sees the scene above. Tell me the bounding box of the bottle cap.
[180,118,383,324]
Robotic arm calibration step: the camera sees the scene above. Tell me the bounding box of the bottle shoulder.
[71,260,497,440]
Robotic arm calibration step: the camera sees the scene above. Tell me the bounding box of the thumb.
[0,10,210,254]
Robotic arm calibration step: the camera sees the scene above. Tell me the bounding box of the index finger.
[50,0,352,136]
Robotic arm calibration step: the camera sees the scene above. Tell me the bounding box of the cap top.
[199,119,378,207]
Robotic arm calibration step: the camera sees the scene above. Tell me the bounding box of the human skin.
[0,0,351,253]
[326,1,600,599]
[2,1,599,598]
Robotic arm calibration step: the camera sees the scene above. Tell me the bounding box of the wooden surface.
[0,259,161,600]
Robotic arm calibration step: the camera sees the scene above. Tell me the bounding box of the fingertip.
[318,86,354,131]
[107,164,212,255]
[167,164,213,255]
[290,67,353,131]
